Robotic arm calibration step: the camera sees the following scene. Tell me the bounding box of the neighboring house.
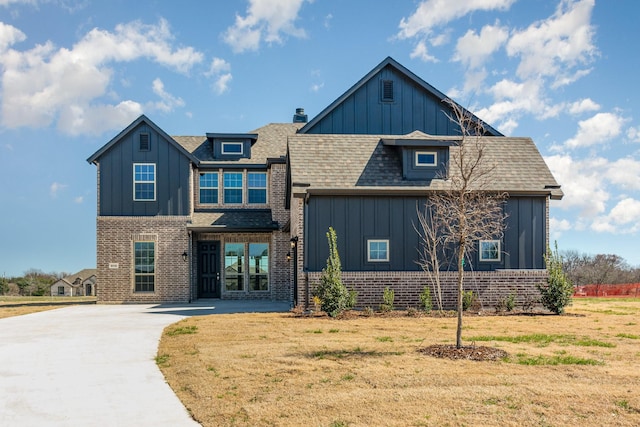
[88,57,562,308]
[50,269,97,297]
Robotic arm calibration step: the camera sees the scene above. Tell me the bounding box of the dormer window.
[415,151,437,167]
[221,142,243,155]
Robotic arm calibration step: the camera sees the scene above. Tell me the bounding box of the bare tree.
[416,99,507,348]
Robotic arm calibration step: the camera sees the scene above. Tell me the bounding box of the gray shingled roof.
[173,123,303,165]
[288,133,562,198]
[189,210,278,231]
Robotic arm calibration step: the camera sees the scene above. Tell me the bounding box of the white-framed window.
[415,151,437,167]
[133,241,155,292]
[57,286,65,295]
[133,163,156,201]
[367,239,389,262]
[221,141,243,155]
[479,240,501,262]
[199,172,218,204]
[223,172,243,204]
[248,172,267,204]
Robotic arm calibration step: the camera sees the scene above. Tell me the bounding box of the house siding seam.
[96,216,190,303]
[305,270,547,310]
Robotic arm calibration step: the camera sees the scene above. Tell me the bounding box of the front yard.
[157,298,640,426]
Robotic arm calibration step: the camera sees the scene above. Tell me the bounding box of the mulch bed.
[419,344,509,361]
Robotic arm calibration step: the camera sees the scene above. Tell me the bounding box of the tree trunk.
[456,243,465,349]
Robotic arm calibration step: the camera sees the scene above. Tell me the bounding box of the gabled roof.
[287,132,563,199]
[86,115,199,165]
[298,56,502,136]
[53,268,97,287]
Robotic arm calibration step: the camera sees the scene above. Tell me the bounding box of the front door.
[198,241,220,298]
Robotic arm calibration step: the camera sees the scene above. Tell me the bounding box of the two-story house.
[88,57,562,308]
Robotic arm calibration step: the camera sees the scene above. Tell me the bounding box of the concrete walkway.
[0,300,290,427]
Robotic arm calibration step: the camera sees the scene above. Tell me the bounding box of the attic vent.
[381,79,394,102]
[139,133,150,151]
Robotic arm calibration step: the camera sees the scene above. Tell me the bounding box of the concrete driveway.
[0,300,289,427]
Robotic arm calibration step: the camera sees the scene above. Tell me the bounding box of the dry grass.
[0,296,96,319]
[157,299,640,427]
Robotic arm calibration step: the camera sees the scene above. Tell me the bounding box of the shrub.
[380,287,395,312]
[505,292,516,312]
[314,227,355,317]
[537,242,573,314]
[462,290,476,311]
[419,286,432,313]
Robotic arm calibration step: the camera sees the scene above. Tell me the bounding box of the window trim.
[221,141,244,155]
[223,172,244,204]
[247,172,268,204]
[415,151,437,167]
[199,172,219,204]
[223,242,270,293]
[133,163,156,202]
[367,239,390,262]
[479,240,501,262]
[133,241,155,293]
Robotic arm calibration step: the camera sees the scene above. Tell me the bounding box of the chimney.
[293,107,308,123]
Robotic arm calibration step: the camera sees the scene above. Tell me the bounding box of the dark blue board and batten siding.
[98,123,190,216]
[304,195,546,272]
[304,66,460,136]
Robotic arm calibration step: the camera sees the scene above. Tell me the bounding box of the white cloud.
[565,112,625,149]
[397,0,515,40]
[310,82,324,93]
[453,23,509,69]
[545,154,610,217]
[0,22,25,51]
[550,216,572,239]
[605,158,640,191]
[506,0,596,86]
[409,40,437,62]
[626,126,640,143]
[568,98,600,115]
[50,181,67,198]
[223,0,307,53]
[74,196,84,204]
[150,78,184,113]
[592,198,640,234]
[0,19,203,135]
[206,57,232,95]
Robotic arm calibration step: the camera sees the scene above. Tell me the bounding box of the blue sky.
[1,0,639,277]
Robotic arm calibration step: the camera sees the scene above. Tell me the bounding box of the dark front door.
[198,241,220,298]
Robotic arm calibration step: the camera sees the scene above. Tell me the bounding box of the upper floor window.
[221,142,243,155]
[248,172,267,204]
[479,240,501,262]
[199,173,218,204]
[133,163,155,201]
[415,151,437,167]
[367,239,389,262]
[223,172,243,204]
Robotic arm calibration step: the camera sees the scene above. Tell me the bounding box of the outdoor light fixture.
[290,236,298,248]
[181,251,188,262]
[286,252,291,262]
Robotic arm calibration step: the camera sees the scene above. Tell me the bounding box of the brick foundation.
[302,270,547,311]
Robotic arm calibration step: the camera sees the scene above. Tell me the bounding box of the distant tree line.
[562,251,640,290]
[0,269,68,296]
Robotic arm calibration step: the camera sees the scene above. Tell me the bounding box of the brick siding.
[303,270,546,311]
[96,216,190,303]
